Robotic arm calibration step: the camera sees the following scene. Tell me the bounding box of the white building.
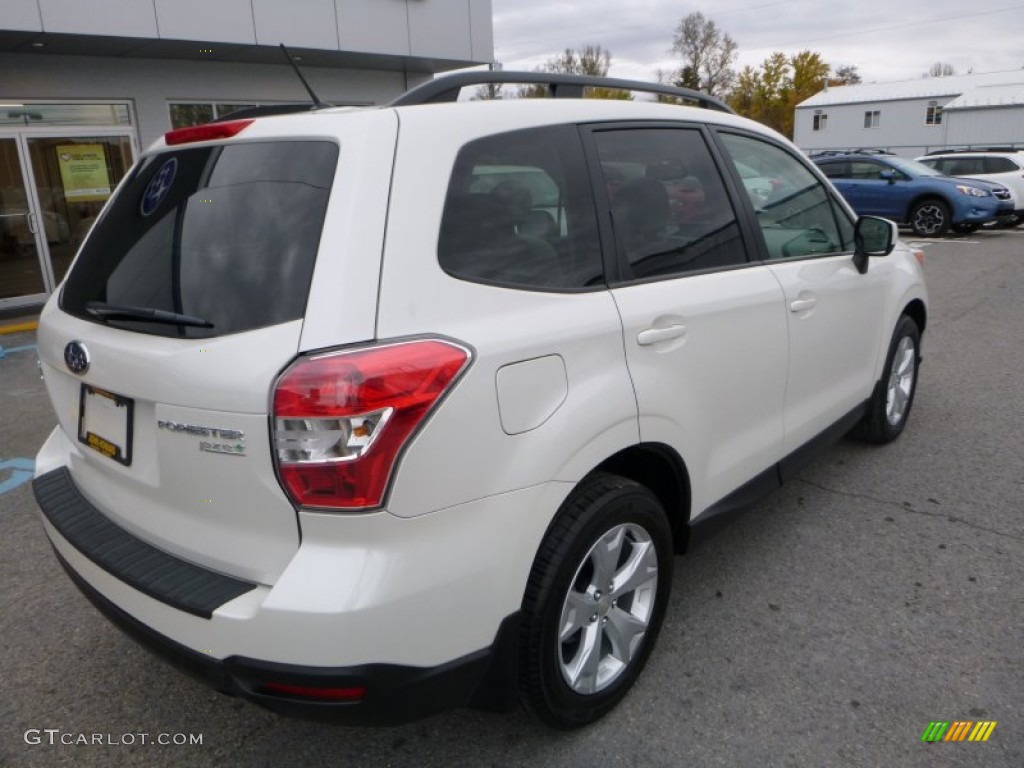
[0,0,493,312]
[794,69,1024,159]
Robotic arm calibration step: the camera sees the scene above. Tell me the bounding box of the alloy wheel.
[557,523,658,694]
[886,336,917,426]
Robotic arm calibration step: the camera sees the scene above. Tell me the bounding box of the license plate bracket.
[77,384,134,466]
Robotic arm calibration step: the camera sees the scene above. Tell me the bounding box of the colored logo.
[921,721,997,742]
[63,340,90,375]
[140,157,177,217]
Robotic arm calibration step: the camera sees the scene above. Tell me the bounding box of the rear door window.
[61,140,338,338]
[590,127,748,279]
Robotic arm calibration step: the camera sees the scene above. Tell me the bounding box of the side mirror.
[879,169,897,184]
[853,216,897,274]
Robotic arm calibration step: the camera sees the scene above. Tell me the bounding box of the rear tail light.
[272,339,471,510]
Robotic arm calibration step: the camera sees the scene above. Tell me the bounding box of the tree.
[727,50,835,138]
[831,64,862,85]
[927,61,956,77]
[518,45,632,100]
[473,82,504,101]
[667,12,738,97]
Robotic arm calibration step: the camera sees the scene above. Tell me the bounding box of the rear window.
[61,140,338,338]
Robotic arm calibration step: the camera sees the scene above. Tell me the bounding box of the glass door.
[0,137,48,307]
[25,135,134,287]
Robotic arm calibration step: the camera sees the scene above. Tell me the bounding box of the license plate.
[77,384,134,466]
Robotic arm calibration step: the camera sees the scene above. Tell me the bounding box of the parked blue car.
[811,150,1011,236]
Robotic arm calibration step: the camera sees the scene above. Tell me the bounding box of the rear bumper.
[32,467,554,723]
[53,548,519,724]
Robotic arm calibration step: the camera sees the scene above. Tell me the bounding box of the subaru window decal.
[140,157,177,217]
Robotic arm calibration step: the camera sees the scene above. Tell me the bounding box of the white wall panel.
[2,0,43,31]
[253,0,338,50]
[409,0,470,59]
[947,108,1024,147]
[38,0,157,37]
[336,0,409,56]
[154,0,256,44]
[468,0,493,62]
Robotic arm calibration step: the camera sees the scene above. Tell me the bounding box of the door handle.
[27,212,38,235]
[789,298,818,313]
[637,324,687,346]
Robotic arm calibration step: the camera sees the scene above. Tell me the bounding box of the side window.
[849,161,885,180]
[818,161,849,179]
[592,128,746,279]
[438,125,601,290]
[947,158,983,176]
[720,133,854,261]
[985,157,1018,173]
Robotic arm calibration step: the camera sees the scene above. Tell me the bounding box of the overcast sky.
[490,0,1024,85]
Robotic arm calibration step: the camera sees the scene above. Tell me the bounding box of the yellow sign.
[57,144,111,202]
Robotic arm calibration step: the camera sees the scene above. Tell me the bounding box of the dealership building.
[794,69,1024,158]
[0,0,493,312]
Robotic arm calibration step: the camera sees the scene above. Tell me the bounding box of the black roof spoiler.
[387,71,735,114]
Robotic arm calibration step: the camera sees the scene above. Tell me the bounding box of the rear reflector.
[164,119,254,146]
[260,682,366,702]
[273,339,471,510]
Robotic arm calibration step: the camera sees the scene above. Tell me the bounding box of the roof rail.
[809,148,893,158]
[924,146,1022,155]
[387,70,735,113]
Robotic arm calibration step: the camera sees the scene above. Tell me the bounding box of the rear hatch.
[36,125,361,584]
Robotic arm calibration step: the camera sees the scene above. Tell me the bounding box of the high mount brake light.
[273,339,471,510]
[164,119,254,146]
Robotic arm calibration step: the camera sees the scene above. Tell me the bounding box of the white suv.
[32,72,928,728]
[916,149,1024,227]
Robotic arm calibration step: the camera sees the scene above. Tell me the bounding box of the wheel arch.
[593,443,691,554]
[903,298,927,335]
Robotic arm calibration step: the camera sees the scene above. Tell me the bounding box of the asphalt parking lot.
[1,228,1022,767]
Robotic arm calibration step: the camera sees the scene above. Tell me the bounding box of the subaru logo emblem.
[64,341,90,375]
[140,157,177,217]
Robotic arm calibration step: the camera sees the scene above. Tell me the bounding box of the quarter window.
[985,156,1019,173]
[438,126,602,290]
[592,128,747,279]
[720,133,854,261]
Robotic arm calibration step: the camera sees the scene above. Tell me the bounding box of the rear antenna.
[279,43,332,109]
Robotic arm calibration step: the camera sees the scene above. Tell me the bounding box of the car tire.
[951,222,980,234]
[850,315,921,444]
[519,472,673,729]
[909,199,950,237]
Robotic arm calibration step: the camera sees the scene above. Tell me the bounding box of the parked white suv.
[33,72,928,728]
[916,149,1024,227]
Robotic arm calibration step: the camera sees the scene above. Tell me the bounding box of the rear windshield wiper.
[85,301,214,329]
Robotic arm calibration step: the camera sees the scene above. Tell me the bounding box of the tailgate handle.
[637,324,687,346]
